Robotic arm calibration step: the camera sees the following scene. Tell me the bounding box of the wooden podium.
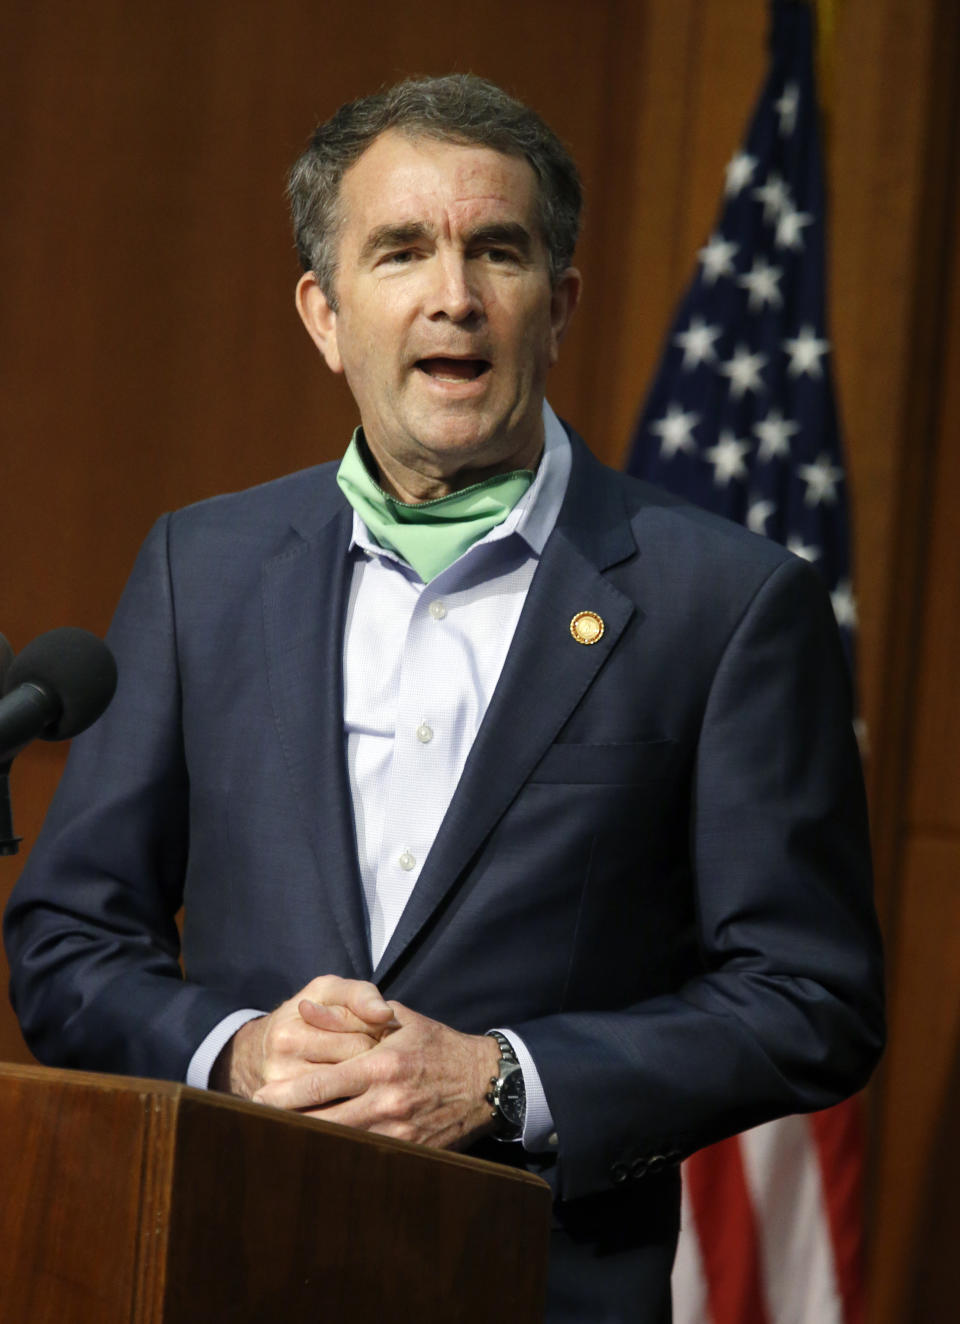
[0,1061,551,1322]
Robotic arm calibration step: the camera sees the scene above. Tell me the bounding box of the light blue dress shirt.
[188,402,569,1152]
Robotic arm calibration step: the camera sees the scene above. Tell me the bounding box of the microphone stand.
[0,761,21,855]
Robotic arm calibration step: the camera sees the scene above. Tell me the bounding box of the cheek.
[339,350,379,410]
[489,299,549,356]
[513,318,557,378]
[337,323,388,387]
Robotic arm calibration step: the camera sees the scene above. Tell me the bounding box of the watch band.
[486,1030,518,1067]
[485,1031,525,1140]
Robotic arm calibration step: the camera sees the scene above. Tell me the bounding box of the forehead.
[337,130,542,240]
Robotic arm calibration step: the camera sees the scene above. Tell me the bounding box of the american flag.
[626,2,866,1321]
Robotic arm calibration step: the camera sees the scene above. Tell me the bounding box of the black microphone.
[0,628,118,765]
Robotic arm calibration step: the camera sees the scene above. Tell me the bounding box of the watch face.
[498,1067,526,1128]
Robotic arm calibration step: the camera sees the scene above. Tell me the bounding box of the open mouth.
[416,357,491,382]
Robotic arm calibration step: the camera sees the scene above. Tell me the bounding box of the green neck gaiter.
[336,430,534,583]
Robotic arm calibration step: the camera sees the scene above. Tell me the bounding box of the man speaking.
[4,75,884,1322]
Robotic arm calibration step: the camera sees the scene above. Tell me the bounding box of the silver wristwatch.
[485,1030,526,1140]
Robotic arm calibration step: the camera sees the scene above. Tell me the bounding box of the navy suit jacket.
[5,432,884,1320]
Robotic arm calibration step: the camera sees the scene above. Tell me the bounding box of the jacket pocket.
[527,738,677,786]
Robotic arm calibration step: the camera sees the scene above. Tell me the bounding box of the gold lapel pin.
[570,610,605,645]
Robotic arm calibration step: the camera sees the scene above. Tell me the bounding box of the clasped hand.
[220,974,498,1151]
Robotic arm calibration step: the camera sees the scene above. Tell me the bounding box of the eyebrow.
[466,222,535,257]
[358,219,536,265]
[359,222,432,264]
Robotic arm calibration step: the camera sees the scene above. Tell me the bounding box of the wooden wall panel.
[906,1017,960,1321]
[867,7,960,1314]
[0,0,620,639]
[906,174,960,833]
[868,837,960,1323]
[829,0,941,829]
[600,3,766,457]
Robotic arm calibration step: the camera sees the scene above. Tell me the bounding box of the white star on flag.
[831,579,859,629]
[698,234,739,285]
[775,207,814,251]
[797,453,844,505]
[649,404,700,459]
[784,324,831,377]
[754,409,801,460]
[724,151,758,197]
[739,257,784,312]
[704,431,751,486]
[775,81,800,136]
[753,172,791,223]
[746,499,777,534]
[786,535,821,563]
[673,316,723,370]
[719,345,767,398]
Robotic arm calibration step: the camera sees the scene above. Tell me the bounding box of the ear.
[548,267,582,364]
[295,271,343,374]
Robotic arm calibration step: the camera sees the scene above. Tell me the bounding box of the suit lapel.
[261,484,373,980]
[374,437,638,985]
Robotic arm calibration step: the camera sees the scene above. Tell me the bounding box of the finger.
[254,1057,370,1111]
[299,999,399,1037]
[300,975,394,1025]
[298,1096,404,1136]
[261,1038,378,1086]
[299,1087,442,1147]
[298,1028,379,1064]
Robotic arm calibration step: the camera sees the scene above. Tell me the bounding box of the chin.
[416,423,502,460]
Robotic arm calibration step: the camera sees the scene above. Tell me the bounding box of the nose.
[426,252,483,323]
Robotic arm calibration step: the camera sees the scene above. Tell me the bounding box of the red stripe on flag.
[684,1137,771,1324]
[810,1099,866,1324]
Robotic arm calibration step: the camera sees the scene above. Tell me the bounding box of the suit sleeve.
[511,554,885,1203]
[3,516,245,1081]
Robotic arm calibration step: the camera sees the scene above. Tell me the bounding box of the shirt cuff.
[186,1008,266,1089]
[492,1028,559,1152]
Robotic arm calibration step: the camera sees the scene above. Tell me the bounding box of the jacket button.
[645,1154,666,1174]
[610,1162,629,1184]
[630,1156,648,1179]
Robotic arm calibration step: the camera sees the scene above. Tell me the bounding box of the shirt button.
[416,723,434,744]
[547,1132,559,1149]
[398,851,416,871]
[429,600,447,620]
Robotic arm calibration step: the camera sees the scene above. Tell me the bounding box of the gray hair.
[288,74,582,306]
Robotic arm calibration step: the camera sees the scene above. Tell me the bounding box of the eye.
[379,248,418,267]
[482,247,515,264]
